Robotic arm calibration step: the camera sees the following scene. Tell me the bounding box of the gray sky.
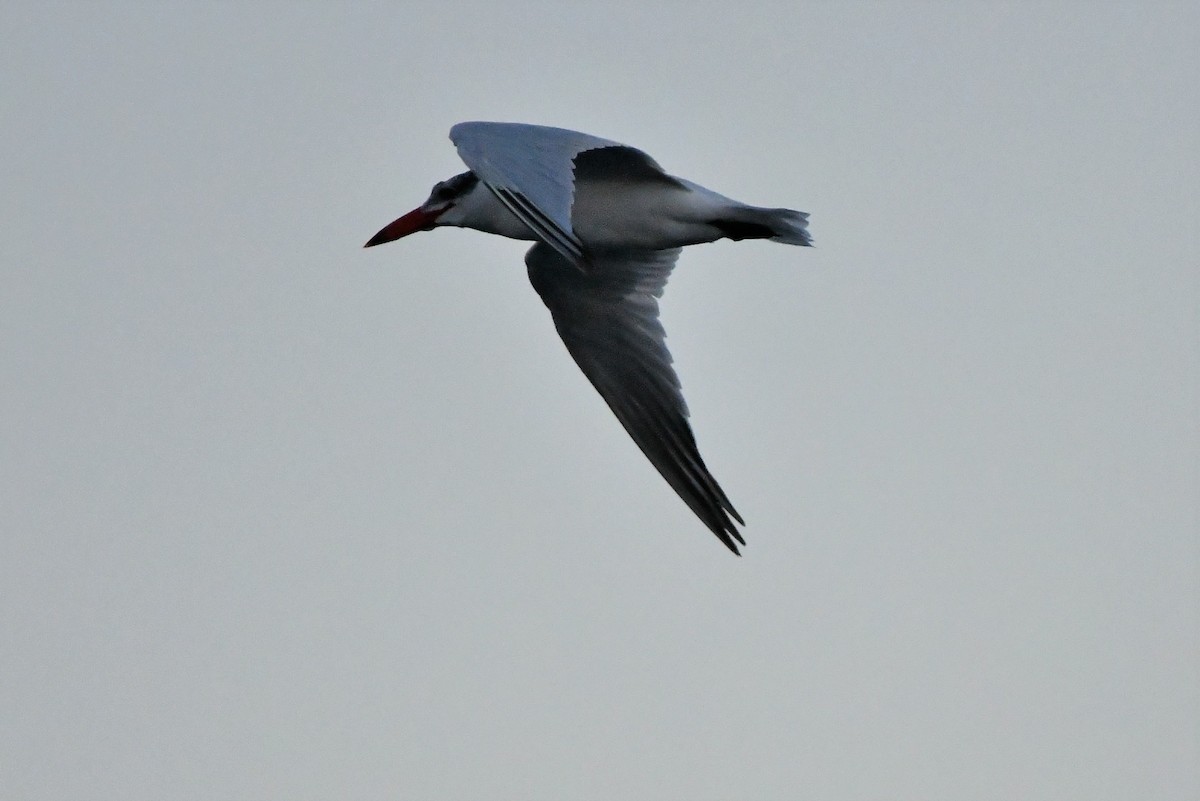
[2,2,1197,799]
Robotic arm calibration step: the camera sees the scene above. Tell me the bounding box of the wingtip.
[717,525,746,556]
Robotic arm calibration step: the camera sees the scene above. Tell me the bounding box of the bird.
[365,122,811,554]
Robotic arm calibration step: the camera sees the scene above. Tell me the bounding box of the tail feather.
[713,206,813,247]
[760,207,812,246]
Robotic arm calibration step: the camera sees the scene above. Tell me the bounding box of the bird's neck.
[446,184,539,241]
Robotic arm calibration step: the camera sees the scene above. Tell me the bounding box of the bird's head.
[364,171,480,248]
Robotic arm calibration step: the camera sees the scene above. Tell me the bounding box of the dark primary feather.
[525,243,745,554]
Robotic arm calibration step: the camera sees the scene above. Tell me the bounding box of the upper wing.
[451,122,677,269]
[525,242,746,554]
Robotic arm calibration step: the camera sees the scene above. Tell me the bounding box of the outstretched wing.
[451,122,677,269]
[525,242,746,553]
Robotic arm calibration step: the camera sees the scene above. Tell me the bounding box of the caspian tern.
[365,122,811,554]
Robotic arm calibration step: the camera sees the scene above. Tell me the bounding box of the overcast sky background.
[2,3,1197,799]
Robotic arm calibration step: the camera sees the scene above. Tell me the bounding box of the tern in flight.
[365,122,811,554]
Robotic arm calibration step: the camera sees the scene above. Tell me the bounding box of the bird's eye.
[428,172,476,206]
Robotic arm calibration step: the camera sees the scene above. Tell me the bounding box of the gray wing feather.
[452,122,622,266]
[451,122,681,268]
[525,242,745,553]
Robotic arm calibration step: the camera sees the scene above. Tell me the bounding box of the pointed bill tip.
[363,207,439,248]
